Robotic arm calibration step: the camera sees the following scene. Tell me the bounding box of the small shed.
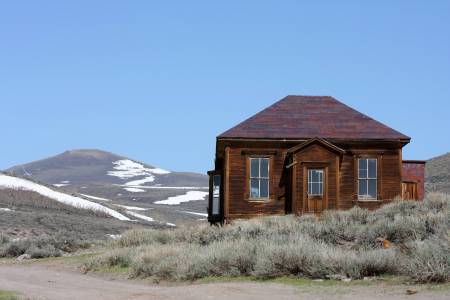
[402,160,426,200]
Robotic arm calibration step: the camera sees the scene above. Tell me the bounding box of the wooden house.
[207,96,425,223]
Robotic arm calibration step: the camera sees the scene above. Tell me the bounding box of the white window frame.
[308,169,324,196]
[212,175,221,215]
[249,157,270,200]
[358,158,378,200]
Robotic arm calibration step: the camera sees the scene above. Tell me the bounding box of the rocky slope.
[426,152,450,194]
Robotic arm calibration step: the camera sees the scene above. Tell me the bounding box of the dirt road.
[0,263,448,300]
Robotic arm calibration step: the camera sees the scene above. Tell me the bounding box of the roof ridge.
[285,95,333,98]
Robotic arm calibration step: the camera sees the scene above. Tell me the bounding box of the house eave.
[217,136,411,145]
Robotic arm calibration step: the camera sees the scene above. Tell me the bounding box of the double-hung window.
[358,158,377,200]
[308,169,324,196]
[249,157,269,199]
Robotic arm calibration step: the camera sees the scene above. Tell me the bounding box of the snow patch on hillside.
[134,186,209,190]
[154,191,208,205]
[107,234,121,239]
[124,177,155,186]
[0,174,130,221]
[107,160,171,192]
[124,187,145,193]
[178,210,208,217]
[125,210,176,227]
[54,180,70,187]
[126,211,155,222]
[108,160,170,179]
[80,193,111,201]
[114,204,151,211]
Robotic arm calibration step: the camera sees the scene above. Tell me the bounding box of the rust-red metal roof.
[218,96,410,140]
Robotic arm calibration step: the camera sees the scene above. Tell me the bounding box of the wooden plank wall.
[226,147,287,218]
[341,149,402,210]
[217,140,404,220]
[293,144,338,213]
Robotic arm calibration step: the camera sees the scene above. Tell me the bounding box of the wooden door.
[402,181,418,200]
[304,168,327,213]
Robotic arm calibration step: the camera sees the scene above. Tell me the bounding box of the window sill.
[247,198,271,203]
[357,198,381,202]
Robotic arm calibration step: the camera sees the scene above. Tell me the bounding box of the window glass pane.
[260,179,269,198]
[260,158,269,178]
[308,169,324,195]
[212,175,221,215]
[311,183,319,195]
[212,197,220,215]
[359,159,367,178]
[213,176,220,196]
[368,179,377,198]
[368,159,377,178]
[250,158,259,178]
[312,170,319,182]
[309,169,322,183]
[250,178,259,198]
[358,179,367,197]
[213,175,221,189]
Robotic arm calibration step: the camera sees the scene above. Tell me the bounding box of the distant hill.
[426,152,450,194]
[6,149,207,188]
[5,150,209,226]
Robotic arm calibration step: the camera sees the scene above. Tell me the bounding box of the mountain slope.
[0,173,129,220]
[426,152,450,194]
[5,150,209,226]
[6,149,207,188]
[0,173,135,240]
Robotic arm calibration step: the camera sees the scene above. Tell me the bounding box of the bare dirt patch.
[0,261,448,300]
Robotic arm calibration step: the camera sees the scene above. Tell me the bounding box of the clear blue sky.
[1,1,449,173]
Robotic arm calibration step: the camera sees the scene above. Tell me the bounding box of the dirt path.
[0,263,448,300]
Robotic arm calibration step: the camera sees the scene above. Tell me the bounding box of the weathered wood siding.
[341,149,402,210]
[226,146,288,219]
[216,140,404,221]
[338,153,355,210]
[293,144,339,213]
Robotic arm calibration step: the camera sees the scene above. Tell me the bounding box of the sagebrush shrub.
[0,234,10,245]
[0,236,88,258]
[403,238,450,283]
[26,244,61,259]
[86,193,450,283]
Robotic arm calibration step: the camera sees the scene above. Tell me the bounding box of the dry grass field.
[86,193,450,283]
